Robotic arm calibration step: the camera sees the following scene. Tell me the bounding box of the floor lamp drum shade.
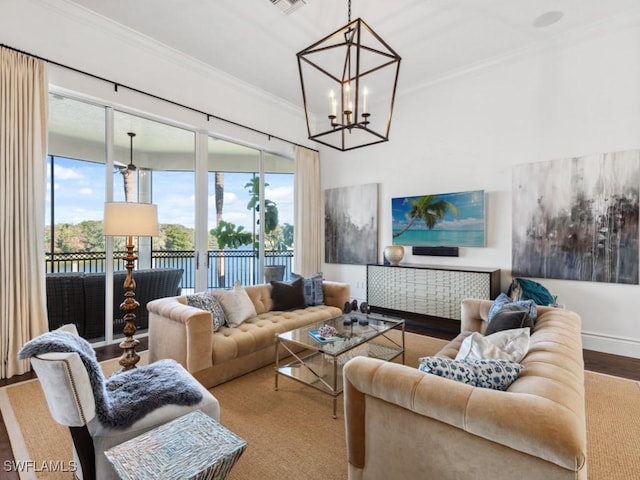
[103,202,159,237]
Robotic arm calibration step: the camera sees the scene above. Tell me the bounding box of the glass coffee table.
[275,312,405,418]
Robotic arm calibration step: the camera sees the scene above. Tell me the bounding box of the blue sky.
[47,157,294,230]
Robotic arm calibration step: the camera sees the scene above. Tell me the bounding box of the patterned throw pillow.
[186,291,227,332]
[418,356,524,391]
[291,272,324,306]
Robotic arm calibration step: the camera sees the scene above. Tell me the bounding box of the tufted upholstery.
[343,298,587,480]
[147,281,351,388]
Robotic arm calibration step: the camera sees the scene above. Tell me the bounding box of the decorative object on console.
[325,183,378,265]
[343,301,353,313]
[297,0,401,151]
[392,190,485,247]
[383,245,404,265]
[512,150,639,284]
[103,201,159,371]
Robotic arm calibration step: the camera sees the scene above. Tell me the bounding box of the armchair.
[18,325,220,480]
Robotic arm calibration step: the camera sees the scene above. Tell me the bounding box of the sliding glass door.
[46,93,295,344]
[206,138,294,289]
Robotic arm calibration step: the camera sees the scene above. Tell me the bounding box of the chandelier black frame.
[297,3,401,151]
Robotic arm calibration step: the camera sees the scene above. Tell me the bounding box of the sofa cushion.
[186,292,227,332]
[488,293,537,325]
[418,356,524,391]
[485,309,534,335]
[455,328,530,363]
[291,272,324,306]
[213,282,257,328]
[271,278,306,311]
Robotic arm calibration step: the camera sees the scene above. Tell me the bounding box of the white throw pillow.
[455,328,530,363]
[212,281,257,328]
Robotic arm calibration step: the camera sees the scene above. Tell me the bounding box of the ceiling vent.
[269,0,306,15]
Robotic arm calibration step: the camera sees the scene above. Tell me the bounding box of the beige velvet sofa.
[147,281,350,388]
[343,298,587,480]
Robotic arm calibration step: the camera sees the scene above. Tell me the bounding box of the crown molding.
[32,0,305,118]
[400,5,640,97]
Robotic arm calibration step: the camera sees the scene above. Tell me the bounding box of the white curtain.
[293,146,322,276]
[0,47,48,379]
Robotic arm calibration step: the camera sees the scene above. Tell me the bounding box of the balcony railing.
[45,249,294,289]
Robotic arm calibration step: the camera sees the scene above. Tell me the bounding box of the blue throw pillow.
[488,293,537,323]
[418,356,524,391]
[291,272,324,306]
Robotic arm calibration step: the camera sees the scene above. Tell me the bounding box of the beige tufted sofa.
[147,281,350,388]
[343,298,587,480]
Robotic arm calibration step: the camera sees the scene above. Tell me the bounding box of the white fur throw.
[19,330,202,429]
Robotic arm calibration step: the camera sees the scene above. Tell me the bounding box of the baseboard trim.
[582,331,640,359]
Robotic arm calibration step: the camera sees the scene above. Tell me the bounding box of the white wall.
[320,19,640,358]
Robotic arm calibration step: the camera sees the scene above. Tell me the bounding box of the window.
[45,94,295,343]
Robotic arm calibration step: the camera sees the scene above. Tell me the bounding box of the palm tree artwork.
[392,195,459,238]
[391,190,485,247]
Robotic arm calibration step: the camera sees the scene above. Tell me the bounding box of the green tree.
[162,224,194,250]
[210,220,253,249]
[78,220,105,251]
[245,177,278,235]
[282,223,294,248]
[392,195,459,238]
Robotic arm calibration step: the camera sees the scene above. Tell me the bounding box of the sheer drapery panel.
[293,147,321,276]
[0,47,48,378]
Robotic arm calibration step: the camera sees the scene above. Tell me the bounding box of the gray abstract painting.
[325,183,378,265]
[512,150,639,284]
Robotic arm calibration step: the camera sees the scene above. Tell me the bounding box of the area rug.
[1,336,639,479]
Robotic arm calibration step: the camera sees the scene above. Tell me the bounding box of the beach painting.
[392,190,485,247]
[512,150,639,284]
[325,183,378,265]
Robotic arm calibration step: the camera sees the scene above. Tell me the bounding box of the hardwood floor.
[1,334,638,475]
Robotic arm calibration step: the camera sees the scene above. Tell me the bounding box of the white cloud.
[52,165,83,180]
[266,186,293,204]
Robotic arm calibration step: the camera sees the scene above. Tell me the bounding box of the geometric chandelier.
[297,0,401,151]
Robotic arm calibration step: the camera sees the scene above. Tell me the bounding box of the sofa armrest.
[344,356,474,468]
[147,297,213,374]
[322,281,350,309]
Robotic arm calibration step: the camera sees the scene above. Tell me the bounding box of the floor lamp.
[103,202,159,371]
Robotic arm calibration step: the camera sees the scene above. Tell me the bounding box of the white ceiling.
[65,0,640,110]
